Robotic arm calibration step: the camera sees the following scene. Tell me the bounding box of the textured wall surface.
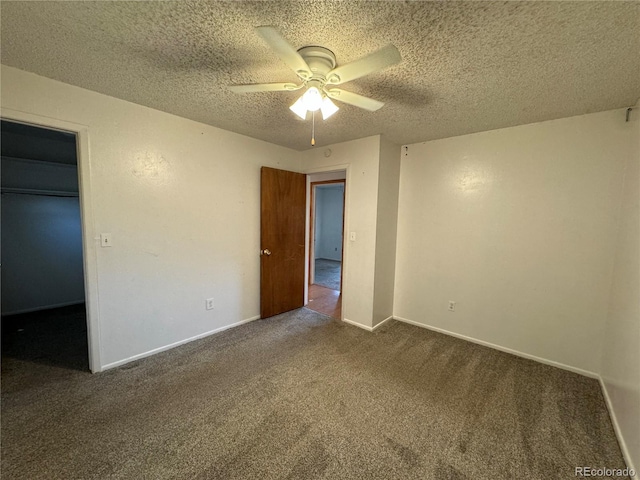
[394,109,633,374]
[1,66,300,369]
[372,136,401,327]
[303,136,381,328]
[601,102,640,473]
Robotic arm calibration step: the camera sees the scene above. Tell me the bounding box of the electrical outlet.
[206,298,214,310]
[448,301,456,312]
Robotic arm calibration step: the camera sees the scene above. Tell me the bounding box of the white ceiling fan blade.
[256,26,312,80]
[228,83,303,93]
[326,89,384,112]
[326,44,401,85]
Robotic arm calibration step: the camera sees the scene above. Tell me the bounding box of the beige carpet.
[1,308,628,479]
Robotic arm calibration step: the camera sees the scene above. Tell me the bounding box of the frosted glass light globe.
[301,87,323,111]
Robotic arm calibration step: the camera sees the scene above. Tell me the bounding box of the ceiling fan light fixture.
[289,97,307,120]
[301,87,323,111]
[320,97,339,120]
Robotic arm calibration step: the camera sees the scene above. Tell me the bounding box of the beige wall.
[394,109,633,374]
[372,136,401,327]
[601,102,640,472]
[302,137,381,328]
[1,66,300,370]
[303,136,401,329]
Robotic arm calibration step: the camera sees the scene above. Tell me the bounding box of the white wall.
[314,185,344,261]
[372,136,401,327]
[394,109,633,374]
[600,103,640,473]
[303,136,401,330]
[1,65,300,370]
[303,137,381,328]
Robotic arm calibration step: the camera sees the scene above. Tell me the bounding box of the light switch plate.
[100,233,112,247]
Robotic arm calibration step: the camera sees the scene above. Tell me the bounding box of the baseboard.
[372,315,393,331]
[2,300,85,317]
[342,315,393,332]
[101,315,261,371]
[392,316,599,379]
[342,317,373,332]
[599,377,638,478]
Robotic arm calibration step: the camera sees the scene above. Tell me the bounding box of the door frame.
[1,107,102,372]
[309,180,345,289]
[304,166,349,320]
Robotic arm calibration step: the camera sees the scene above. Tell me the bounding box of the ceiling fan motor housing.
[297,46,337,86]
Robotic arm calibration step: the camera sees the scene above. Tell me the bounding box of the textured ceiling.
[1,1,639,151]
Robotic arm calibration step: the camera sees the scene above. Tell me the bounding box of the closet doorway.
[1,120,89,372]
[307,179,345,319]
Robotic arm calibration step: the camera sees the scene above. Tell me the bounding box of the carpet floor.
[314,258,341,291]
[1,308,627,479]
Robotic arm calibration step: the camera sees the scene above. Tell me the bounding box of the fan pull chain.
[311,110,316,146]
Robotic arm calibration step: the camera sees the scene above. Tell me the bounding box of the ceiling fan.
[229,26,402,121]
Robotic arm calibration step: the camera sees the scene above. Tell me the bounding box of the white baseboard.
[342,317,373,331]
[101,315,261,371]
[599,377,638,478]
[342,315,393,332]
[2,300,85,317]
[372,315,393,331]
[392,316,599,379]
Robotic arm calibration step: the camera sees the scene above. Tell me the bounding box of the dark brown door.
[260,166,306,318]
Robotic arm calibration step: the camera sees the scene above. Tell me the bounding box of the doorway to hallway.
[307,179,344,319]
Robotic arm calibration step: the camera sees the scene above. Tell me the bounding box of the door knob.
[260,248,272,256]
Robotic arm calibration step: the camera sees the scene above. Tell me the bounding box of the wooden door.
[260,166,306,318]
